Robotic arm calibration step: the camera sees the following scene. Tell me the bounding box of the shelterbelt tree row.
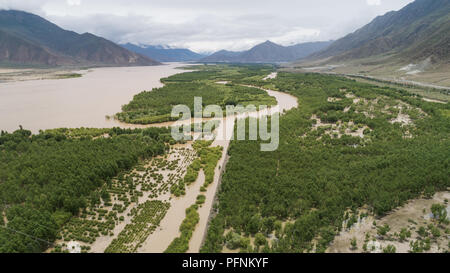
[0,127,172,252]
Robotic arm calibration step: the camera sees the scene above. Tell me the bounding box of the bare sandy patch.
[390,113,412,126]
[327,191,450,253]
[327,97,342,102]
[309,115,370,139]
[263,72,278,80]
[422,98,447,104]
[215,81,229,85]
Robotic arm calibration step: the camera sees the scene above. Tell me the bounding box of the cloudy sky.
[0,0,414,53]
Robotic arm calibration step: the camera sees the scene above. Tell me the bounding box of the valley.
[0,64,299,253]
[1,64,447,254]
[0,0,449,256]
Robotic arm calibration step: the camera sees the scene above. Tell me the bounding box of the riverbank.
[0,63,191,133]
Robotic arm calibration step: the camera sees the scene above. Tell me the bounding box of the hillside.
[290,0,450,88]
[121,43,205,62]
[200,49,243,63]
[200,40,332,63]
[307,0,450,63]
[0,10,160,66]
[0,29,72,65]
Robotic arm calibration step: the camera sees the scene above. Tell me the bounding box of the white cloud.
[0,0,46,13]
[366,0,381,6]
[272,27,321,46]
[67,0,82,6]
[0,0,414,53]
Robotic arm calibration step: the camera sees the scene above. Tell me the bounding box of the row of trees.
[164,204,200,253]
[0,127,171,253]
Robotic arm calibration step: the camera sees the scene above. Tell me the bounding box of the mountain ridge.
[121,43,206,62]
[200,40,333,63]
[0,10,160,66]
[306,0,450,64]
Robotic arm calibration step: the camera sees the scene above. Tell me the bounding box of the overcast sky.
[0,0,414,53]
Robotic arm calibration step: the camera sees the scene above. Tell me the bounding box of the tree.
[350,237,357,250]
[417,226,427,238]
[225,232,242,250]
[262,216,276,235]
[430,226,441,238]
[254,233,266,247]
[383,244,396,253]
[248,214,262,235]
[431,204,447,224]
[399,228,411,242]
[377,224,390,237]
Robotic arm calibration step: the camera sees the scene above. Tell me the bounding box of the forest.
[0,127,172,253]
[1,64,448,253]
[115,65,277,124]
[201,71,450,253]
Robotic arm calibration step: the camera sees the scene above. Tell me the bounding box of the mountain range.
[304,0,450,64]
[121,43,206,62]
[200,40,333,63]
[1,0,448,69]
[0,10,160,66]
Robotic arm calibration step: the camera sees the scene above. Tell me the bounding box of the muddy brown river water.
[0,63,188,133]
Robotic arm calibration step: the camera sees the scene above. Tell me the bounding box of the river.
[0,65,299,253]
[0,63,188,133]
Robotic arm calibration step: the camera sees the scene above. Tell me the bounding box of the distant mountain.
[239,41,334,63]
[121,43,206,62]
[0,10,160,66]
[308,0,450,63]
[200,50,243,63]
[200,40,333,63]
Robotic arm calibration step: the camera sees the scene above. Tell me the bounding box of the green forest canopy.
[1,64,448,254]
[0,127,172,253]
[201,71,450,253]
[116,65,277,124]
